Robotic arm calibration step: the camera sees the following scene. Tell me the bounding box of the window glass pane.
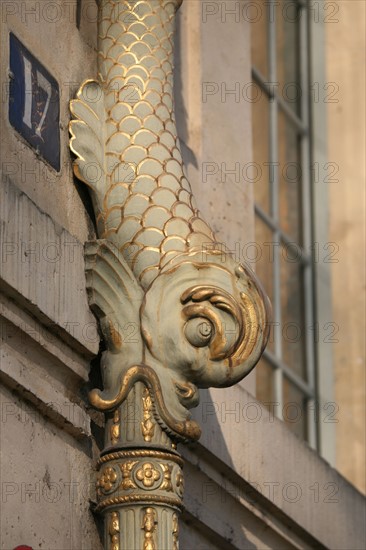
[278,112,302,242]
[280,245,306,378]
[256,358,275,408]
[251,0,269,78]
[276,0,301,115]
[252,94,270,212]
[283,377,307,440]
[254,216,275,352]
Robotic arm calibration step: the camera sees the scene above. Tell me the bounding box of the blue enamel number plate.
[9,33,60,171]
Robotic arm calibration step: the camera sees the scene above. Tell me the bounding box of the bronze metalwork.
[69,0,270,548]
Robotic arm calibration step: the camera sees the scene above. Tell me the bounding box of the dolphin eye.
[181,286,244,361]
[184,318,213,347]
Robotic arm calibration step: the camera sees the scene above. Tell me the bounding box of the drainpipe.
[69,1,270,548]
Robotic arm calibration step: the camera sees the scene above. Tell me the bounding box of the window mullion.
[268,0,283,417]
[299,5,317,449]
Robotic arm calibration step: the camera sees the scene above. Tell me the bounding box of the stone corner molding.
[69,0,270,548]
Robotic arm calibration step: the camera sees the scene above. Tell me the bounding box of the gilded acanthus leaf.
[70,80,109,194]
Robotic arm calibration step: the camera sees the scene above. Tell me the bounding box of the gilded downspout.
[69,1,270,547]
[70,0,270,443]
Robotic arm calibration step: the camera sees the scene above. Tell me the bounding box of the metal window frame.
[252,0,318,449]
[308,1,336,465]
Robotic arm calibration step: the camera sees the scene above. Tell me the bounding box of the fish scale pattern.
[95,0,215,289]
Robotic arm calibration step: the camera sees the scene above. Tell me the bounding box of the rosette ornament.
[69,0,270,442]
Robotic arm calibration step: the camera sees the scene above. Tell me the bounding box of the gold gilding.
[141,386,155,442]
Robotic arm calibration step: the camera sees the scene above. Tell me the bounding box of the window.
[251,0,322,448]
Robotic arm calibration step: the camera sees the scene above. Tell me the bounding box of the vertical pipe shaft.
[96,383,184,549]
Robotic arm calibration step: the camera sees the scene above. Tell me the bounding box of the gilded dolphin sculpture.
[69,0,270,442]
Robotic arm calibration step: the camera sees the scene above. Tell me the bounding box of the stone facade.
[0,1,365,549]
[327,0,366,494]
